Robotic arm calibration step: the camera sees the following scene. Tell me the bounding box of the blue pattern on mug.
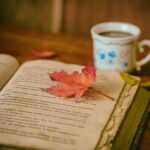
[99,53,106,60]
[108,51,117,58]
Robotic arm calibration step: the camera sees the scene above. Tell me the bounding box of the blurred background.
[0,0,150,38]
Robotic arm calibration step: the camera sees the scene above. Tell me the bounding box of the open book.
[0,54,150,150]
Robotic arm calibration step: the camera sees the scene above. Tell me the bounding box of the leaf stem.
[91,87,114,101]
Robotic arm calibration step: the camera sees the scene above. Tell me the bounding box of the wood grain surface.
[0,0,150,37]
[63,0,150,37]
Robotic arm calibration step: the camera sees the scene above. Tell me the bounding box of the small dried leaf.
[31,49,56,58]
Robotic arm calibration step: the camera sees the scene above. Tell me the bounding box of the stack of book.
[0,54,149,150]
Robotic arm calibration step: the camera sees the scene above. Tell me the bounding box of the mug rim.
[91,22,141,43]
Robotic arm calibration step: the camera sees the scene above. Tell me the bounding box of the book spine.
[130,100,150,150]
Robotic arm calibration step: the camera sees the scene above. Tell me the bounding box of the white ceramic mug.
[91,22,150,72]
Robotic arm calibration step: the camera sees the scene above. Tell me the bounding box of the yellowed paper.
[0,60,136,150]
[0,54,19,90]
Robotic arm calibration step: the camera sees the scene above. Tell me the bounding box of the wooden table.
[0,27,150,150]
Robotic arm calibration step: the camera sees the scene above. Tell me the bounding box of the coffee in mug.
[99,31,133,38]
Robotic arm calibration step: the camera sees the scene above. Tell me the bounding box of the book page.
[0,60,126,150]
[0,54,19,90]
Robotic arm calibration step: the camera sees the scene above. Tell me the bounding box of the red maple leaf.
[42,64,96,102]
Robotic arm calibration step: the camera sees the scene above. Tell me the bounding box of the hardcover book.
[0,54,149,150]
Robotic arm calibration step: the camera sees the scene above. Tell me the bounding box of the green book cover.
[111,87,150,150]
[130,99,150,150]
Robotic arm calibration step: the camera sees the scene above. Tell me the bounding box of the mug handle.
[136,40,150,70]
